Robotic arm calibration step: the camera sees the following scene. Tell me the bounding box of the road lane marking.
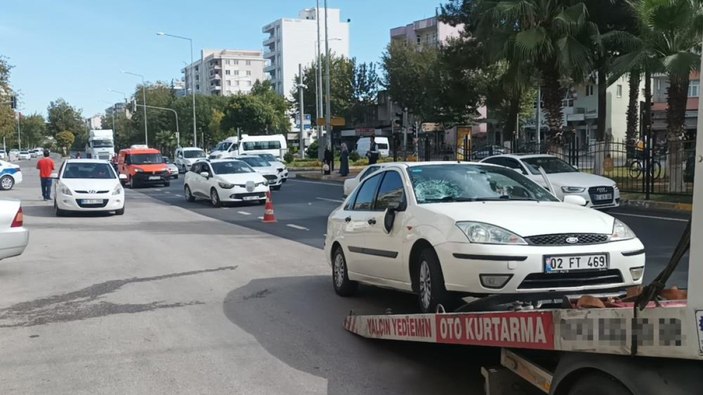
[287,224,309,231]
[257,216,264,220]
[316,197,344,203]
[237,211,251,215]
[614,212,688,223]
[175,194,183,197]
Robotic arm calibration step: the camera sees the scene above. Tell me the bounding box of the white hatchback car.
[325,162,645,313]
[343,163,393,197]
[234,155,283,190]
[0,160,23,190]
[184,159,269,207]
[174,147,207,173]
[54,159,127,216]
[256,153,289,182]
[480,154,620,209]
[0,199,29,261]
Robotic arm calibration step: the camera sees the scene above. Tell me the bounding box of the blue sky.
[1,0,442,118]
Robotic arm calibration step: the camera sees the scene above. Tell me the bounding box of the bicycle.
[628,157,662,180]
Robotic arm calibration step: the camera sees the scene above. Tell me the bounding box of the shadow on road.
[223,275,495,395]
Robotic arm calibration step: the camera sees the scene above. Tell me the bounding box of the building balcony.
[263,35,277,47]
[210,85,222,91]
[210,74,221,80]
[264,63,276,72]
[263,50,276,59]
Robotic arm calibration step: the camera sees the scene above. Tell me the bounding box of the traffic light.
[131,99,137,112]
[10,95,16,109]
[393,112,403,129]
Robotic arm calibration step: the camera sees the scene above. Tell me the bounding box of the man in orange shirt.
[36,150,55,201]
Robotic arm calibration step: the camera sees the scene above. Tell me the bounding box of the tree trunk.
[666,73,690,193]
[502,95,521,146]
[625,69,641,142]
[597,64,607,141]
[541,65,566,146]
[643,69,652,138]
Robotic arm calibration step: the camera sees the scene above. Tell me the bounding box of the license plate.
[594,193,612,201]
[81,199,103,204]
[242,196,259,201]
[148,176,161,180]
[544,254,608,273]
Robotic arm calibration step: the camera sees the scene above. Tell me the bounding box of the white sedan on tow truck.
[325,162,645,313]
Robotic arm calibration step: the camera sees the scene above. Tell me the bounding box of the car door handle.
[367,218,376,225]
[344,216,351,223]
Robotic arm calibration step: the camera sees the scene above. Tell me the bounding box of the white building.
[183,49,266,96]
[262,8,350,99]
[390,15,463,47]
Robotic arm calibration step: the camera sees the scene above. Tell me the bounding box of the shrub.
[349,151,360,162]
[283,152,294,163]
[306,140,319,159]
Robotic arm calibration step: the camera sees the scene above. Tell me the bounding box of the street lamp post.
[296,63,307,158]
[135,103,180,149]
[324,0,332,167]
[316,0,324,162]
[157,32,198,148]
[122,71,148,146]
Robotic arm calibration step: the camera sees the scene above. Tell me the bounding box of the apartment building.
[651,71,700,137]
[183,49,266,97]
[262,8,350,98]
[390,15,463,47]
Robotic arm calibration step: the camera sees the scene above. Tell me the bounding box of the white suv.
[174,147,207,174]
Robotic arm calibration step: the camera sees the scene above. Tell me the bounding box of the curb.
[293,173,348,184]
[619,199,692,213]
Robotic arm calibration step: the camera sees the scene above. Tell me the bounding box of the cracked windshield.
[0,0,699,393]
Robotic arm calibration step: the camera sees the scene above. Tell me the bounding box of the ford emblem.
[565,236,579,244]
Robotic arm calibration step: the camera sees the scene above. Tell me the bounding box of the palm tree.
[472,0,600,143]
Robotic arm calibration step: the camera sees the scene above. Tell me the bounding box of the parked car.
[174,147,206,173]
[9,149,19,159]
[184,159,269,207]
[18,151,31,160]
[342,163,393,197]
[471,145,508,160]
[0,159,23,190]
[325,162,645,313]
[53,159,127,216]
[0,150,8,159]
[480,154,620,209]
[234,155,283,190]
[256,153,289,182]
[116,146,170,188]
[0,199,28,262]
[162,156,179,179]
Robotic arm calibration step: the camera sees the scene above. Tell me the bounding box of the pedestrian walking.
[36,149,55,201]
[366,136,380,165]
[339,143,349,177]
[323,147,333,175]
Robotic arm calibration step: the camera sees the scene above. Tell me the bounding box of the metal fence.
[416,133,695,197]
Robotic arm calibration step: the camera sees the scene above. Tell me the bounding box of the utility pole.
[536,86,542,147]
[298,63,306,158]
[16,112,21,151]
[316,0,324,162]
[402,108,408,160]
[324,0,333,168]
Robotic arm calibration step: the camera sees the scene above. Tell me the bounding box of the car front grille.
[77,199,108,208]
[98,153,110,160]
[525,233,609,246]
[263,174,278,182]
[75,190,109,194]
[588,186,614,205]
[518,269,623,289]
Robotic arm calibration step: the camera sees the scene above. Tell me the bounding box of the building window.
[246,70,252,76]
[616,85,623,98]
[246,60,251,66]
[226,59,231,65]
[688,80,700,97]
[227,80,232,86]
[586,85,594,96]
[234,60,239,65]
[196,84,200,90]
[225,70,231,75]
[235,70,240,76]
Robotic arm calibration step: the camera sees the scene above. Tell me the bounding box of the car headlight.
[112,184,123,195]
[610,219,636,241]
[255,182,267,187]
[561,186,586,193]
[60,185,73,196]
[456,222,527,245]
[218,182,235,189]
[134,168,143,173]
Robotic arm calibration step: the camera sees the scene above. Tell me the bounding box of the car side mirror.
[563,195,588,207]
[200,171,210,179]
[118,174,128,181]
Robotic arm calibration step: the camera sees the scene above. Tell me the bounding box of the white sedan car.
[234,155,283,190]
[0,199,29,261]
[54,159,127,216]
[184,159,269,207]
[343,163,392,196]
[18,151,31,160]
[325,162,645,313]
[480,154,620,209]
[0,160,23,190]
[256,153,289,182]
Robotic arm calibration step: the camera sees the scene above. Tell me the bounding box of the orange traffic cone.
[262,191,277,223]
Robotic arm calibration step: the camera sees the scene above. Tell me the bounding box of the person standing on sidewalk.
[366,136,380,165]
[339,143,349,177]
[36,150,55,201]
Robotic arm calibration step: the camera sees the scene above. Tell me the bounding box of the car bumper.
[57,193,125,212]
[11,172,23,185]
[133,172,170,185]
[220,185,269,202]
[561,188,621,209]
[434,238,645,295]
[0,227,29,261]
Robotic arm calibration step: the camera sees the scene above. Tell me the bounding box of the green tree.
[291,55,354,126]
[47,98,84,137]
[0,56,15,146]
[251,80,290,133]
[56,131,75,156]
[350,60,380,126]
[220,89,290,136]
[18,113,47,148]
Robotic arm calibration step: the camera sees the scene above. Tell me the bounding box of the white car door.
[191,162,207,197]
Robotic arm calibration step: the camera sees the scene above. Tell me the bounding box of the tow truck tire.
[332,247,358,296]
[567,372,632,395]
[416,247,452,313]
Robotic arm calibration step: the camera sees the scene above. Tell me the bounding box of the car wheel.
[164,181,171,187]
[332,246,358,296]
[416,247,452,313]
[54,200,66,217]
[184,185,195,202]
[0,175,14,190]
[115,207,125,215]
[210,188,221,208]
[567,372,632,395]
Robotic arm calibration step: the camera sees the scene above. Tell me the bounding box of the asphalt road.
[142,172,691,286]
[0,160,691,394]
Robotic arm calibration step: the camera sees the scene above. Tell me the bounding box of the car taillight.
[11,207,23,228]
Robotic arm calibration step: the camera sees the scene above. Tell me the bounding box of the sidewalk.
[295,171,693,214]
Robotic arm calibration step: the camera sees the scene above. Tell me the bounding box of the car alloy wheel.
[184,185,195,202]
[332,247,358,296]
[0,175,14,190]
[416,248,454,313]
[210,188,221,208]
[419,260,432,311]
